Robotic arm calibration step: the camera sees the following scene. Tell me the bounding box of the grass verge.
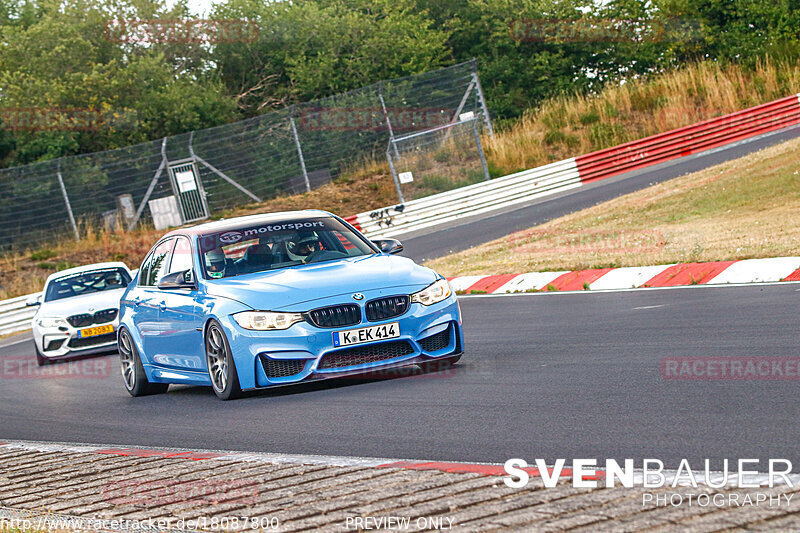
[424,136,800,277]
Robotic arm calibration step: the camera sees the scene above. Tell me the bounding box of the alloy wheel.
[206,325,228,393]
[118,330,136,391]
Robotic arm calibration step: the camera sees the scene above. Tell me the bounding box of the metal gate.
[167,159,209,224]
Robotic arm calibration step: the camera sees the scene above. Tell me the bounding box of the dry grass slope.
[425,136,800,277]
[486,59,800,174]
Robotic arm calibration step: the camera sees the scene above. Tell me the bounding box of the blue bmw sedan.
[118,210,464,399]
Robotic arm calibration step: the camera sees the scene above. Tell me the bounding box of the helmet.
[287,232,320,261]
[205,249,226,279]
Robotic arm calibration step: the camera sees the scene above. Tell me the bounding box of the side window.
[141,239,175,286]
[139,253,153,286]
[168,236,194,279]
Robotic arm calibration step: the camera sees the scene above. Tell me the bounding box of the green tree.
[211,0,450,115]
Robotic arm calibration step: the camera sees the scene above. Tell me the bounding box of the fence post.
[472,119,491,181]
[472,59,494,138]
[128,137,168,231]
[289,107,311,192]
[189,132,261,203]
[386,149,405,204]
[378,82,400,159]
[56,160,80,241]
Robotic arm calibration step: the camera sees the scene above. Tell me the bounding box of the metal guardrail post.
[472,59,494,138]
[56,160,80,241]
[472,119,491,181]
[289,107,311,192]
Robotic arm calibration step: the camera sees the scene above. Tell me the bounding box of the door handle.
[158,301,167,312]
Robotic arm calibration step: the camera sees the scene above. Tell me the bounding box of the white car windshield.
[197,217,376,279]
[44,268,131,302]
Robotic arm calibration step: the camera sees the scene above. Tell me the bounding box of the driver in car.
[205,248,227,278]
[287,232,322,263]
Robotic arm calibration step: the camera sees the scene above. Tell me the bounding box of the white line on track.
[458,279,800,298]
[0,335,32,349]
[633,305,664,310]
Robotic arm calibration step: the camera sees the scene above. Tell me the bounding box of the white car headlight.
[37,317,68,328]
[233,311,304,331]
[411,279,452,306]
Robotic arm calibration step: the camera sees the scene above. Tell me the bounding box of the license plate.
[333,322,399,347]
[78,324,114,338]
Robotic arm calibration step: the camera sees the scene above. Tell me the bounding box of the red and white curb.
[2,440,798,488]
[448,256,800,294]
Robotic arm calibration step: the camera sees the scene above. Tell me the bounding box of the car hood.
[204,254,437,310]
[38,288,127,318]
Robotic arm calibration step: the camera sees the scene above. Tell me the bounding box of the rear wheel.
[118,328,168,397]
[206,321,242,401]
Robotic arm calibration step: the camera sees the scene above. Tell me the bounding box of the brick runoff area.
[0,441,799,532]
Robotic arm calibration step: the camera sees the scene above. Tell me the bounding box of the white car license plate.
[333,322,400,347]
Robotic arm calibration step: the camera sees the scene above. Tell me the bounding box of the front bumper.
[225,295,463,391]
[35,319,119,360]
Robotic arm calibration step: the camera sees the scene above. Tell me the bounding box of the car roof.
[162,210,336,238]
[44,262,131,284]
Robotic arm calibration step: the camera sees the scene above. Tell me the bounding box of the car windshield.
[197,217,376,279]
[44,268,132,302]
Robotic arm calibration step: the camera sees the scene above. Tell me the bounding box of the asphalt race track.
[401,125,800,262]
[2,284,798,471]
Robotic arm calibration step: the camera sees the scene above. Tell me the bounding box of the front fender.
[203,298,256,390]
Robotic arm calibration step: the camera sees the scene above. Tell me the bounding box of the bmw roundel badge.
[352,293,364,301]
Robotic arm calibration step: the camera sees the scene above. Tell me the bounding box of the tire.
[419,354,462,373]
[35,344,50,366]
[205,320,242,401]
[118,328,169,397]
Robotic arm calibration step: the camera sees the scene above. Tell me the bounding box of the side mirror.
[372,238,404,255]
[157,269,196,290]
[25,295,41,307]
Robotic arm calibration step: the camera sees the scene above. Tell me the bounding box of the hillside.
[3,59,800,299]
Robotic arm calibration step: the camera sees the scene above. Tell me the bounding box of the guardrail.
[346,158,580,237]
[0,292,39,337]
[348,93,800,238]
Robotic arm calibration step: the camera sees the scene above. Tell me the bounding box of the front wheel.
[206,321,242,400]
[118,328,168,397]
[35,344,50,366]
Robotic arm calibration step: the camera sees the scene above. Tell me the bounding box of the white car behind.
[28,262,133,366]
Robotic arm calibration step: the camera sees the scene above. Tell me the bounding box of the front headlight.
[38,317,68,328]
[411,279,452,306]
[233,311,304,331]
